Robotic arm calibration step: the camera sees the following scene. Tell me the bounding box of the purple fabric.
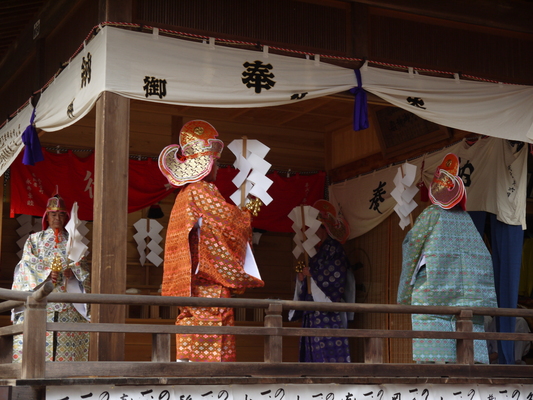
[350,69,369,131]
[297,237,351,363]
[22,108,44,165]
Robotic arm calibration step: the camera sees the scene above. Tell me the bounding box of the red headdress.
[158,120,224,187]
[428,153,467,210]
[42,193,70,230]
[313,199,350,244]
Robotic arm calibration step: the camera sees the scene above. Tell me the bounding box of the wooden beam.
[90,91,130,361]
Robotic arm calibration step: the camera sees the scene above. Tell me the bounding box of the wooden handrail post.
[364,337,383,364]
[20,283,53,379]
[456,309,474,365]
[264,303,283,363]
[152,333,171,362]
[0,335,13,364]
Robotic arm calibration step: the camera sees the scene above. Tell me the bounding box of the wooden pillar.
[0,174,4,265]
[20,283,53,379]
[456,310,474,364]
[90,91,130,361]
[264,303,283,363]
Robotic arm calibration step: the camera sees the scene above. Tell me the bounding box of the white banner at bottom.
[46,383,533,400]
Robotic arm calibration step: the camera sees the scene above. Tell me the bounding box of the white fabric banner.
[35,27,107,132]
[2,25,533,180]
[46,383,533,400]
[361,62,533,143]
[0,104,31,177]
[104,27,357,108]
[330,137,527,239]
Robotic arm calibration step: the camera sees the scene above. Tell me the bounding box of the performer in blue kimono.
[397,153,497,363]
[290,200,353,363]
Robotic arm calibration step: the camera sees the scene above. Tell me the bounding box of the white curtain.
[361,62,533,143]
[2,25,533,180]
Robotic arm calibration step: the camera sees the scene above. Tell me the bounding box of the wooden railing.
[1,282,533,383]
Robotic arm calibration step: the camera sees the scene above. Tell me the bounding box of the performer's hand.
[297,272,305,282]
[51,270,59,283]
[302,267,311,277]
[63,268,73,279]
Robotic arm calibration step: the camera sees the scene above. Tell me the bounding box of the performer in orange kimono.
[158,120,264,362]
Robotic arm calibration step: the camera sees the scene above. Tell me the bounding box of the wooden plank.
[90,91,130,361]
[8,375,533,387]
[35,361,533,380]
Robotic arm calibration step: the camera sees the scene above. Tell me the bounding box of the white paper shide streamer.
[288,205,322,259]
[65,202,90,262]
[133,218,164,267]
[391,162,419,230]
[228,138,273,209]
[16,214,42,259]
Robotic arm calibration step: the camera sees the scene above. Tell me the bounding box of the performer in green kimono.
[397,153,497,364]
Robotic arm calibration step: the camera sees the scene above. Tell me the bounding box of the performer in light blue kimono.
[397,153,497,364]
[290,200,353,363]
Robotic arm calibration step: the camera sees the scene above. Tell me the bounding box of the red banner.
[10,149,325,232]
[10,149,173,221]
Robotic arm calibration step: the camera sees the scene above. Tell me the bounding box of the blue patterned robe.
[397,205,497,363]
[296,237,351,363]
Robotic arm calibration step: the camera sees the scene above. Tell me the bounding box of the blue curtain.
[469,211,523,364]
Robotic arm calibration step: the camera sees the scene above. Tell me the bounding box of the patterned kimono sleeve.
[397,206,439,305]
[194,181,264,290]
[12,233,45,291]
[69,258,91,293]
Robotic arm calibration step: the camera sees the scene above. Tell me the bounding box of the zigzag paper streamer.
[16,214,42,258]
[65,202,90,262]
[133,218,164,267]
[391,162,419,230]
[228,139,273,208]
[288,205,322,259]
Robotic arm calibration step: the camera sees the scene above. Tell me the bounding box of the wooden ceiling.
[0,0,45,67]
[38,94,362,173]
